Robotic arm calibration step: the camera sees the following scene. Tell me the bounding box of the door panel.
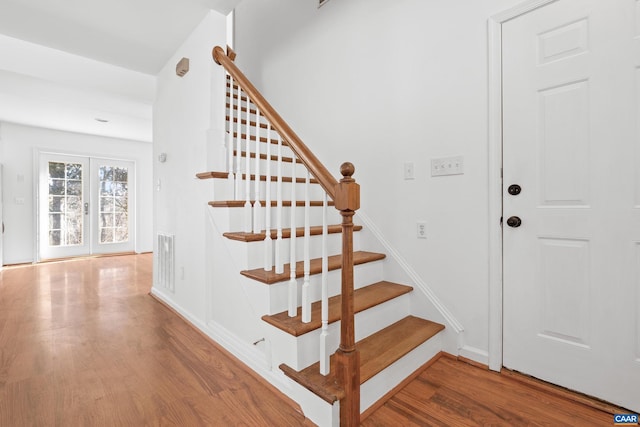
[91,158,135,254]
[503,0,639,411]
[538,238,590,347]
[39,154,90,259]
[539,80,589,205]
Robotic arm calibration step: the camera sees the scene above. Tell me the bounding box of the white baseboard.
[459,345,490,366]
[151,286,272,374]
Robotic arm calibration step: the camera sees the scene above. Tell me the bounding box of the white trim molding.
[487,0,558,372]
[460,345,490,367]
[357,210,464,335]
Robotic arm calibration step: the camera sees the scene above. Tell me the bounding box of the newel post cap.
[334,162,360,211]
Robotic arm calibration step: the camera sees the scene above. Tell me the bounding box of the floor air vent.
[157,233,175,292]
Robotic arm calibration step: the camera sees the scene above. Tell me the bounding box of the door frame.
[487,0,558,371]
[34,148,137,262]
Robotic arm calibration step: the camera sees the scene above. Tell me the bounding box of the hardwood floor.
[0,254,311,426]
[362,355,620,426]
[0,254,625,426]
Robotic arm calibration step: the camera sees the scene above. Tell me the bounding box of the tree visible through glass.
[48,162,83,246]
[99,165,129,244]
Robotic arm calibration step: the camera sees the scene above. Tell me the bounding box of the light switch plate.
[404,162,415,180]
[431,156,464,177]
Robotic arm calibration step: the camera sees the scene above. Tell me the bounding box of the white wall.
[153,11,227,322]
[234,0,522,361]
[0,121,153,264]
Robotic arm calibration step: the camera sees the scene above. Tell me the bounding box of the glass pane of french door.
[39,154,90,260]
[91,158,135,254]
[39,154,135,260]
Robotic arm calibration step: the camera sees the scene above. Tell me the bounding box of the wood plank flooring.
[0,254,311,426]
[362,355,620,426]
[0,254,626,426]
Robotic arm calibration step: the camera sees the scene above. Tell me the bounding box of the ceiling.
[0,0,238,142]
[0,0,237,75]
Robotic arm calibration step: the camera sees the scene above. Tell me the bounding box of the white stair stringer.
[356,211,465,356]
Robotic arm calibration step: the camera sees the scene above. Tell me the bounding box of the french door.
[39,153,135,260]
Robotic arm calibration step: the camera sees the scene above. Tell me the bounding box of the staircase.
[199,46,445,426]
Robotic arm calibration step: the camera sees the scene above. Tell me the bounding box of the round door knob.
[508,184,522,195]
[506,216,522,228]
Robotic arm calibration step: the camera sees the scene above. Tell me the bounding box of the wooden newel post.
[333,162,360,426]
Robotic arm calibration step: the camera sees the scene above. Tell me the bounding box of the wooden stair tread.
[241,251,386,284]
[209,200,335,208]
[280,316,445,403]
[196,171,319,184]
[358,316,444,383]
[262,281,412,336]
[223,224,363,242]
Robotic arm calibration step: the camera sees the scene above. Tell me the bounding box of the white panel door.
[503,0,640,412]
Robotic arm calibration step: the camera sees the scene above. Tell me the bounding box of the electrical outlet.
[431,156,464,177]
[417,221,427,239]
[404,162,415,180]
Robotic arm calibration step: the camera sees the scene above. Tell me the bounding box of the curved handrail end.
[212,46,226,65]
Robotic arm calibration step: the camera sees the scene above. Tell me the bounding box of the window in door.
[99,165,129,244]
[48,160,84,247]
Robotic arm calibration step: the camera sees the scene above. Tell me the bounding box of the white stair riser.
[210,204,344,232]
[242,232,362,270]
[214,177,328,202]
[243,260,384,315]
[228,155,309,177]
[270,293,412,370]
[360,333,443,413]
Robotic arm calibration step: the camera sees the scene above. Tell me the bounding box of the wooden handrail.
[213,46,338,199]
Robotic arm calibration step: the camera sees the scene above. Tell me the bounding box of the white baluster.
[302,169,311,323]
[264,123,273,271]
[227,76,234,182]
[244,94,252,232]
[234,85,242,201]
[275,134,284,274]
[253,110,262,234]
[319,191,329,375]
[288,155,297,317]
